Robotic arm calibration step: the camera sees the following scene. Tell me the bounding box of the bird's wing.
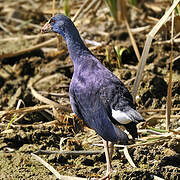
[99,78,144,125]
[99,79,144,139]
[70,87,129,143]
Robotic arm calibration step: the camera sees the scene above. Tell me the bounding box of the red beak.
[41,21,52,33]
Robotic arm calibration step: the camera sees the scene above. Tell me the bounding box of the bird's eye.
[50,18,56,24]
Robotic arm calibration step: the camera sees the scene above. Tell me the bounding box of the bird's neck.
[65,32,91,67]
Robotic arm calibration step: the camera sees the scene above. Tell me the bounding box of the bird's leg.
[103,140,111,174]
[108,141,114,164]
[100,139,114,180]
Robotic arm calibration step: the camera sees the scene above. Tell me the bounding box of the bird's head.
[41,14,74,39]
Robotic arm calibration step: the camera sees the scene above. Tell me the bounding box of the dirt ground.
[0,0,180,179]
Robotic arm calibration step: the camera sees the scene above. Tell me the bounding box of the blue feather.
[45,14,144,142]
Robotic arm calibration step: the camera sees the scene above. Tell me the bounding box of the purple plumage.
[41,14,144,178]
[42,14,144,142]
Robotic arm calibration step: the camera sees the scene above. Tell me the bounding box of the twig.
[11,17,41,29]
[124,77,136,86]
[139,107,180,113]
[154,37,180,45]
[0,22,12,35]
[84,39,102,46]
[29,84,71,111]
[93,0,103,13]
[52,0,55,16]
[6,99,25,129]
[146,115,180,120]
[72,0,91,22]
[80,0,99,17]
[31,153,62,179]
[0,34,54,43]
[34,150,103,155]
[123,146,136,168]
[153,175,165,180]
[131,25,151,33]
[138,129,165,135]
[0,38,57,60]
[94,134,173,149]
[31,153,87,180]
[34,74,70,87]
[172,54,180,62]
[0,120,63,128]
[38,91,69,98]
[166,10,174,131]
[28,77,71,112]
[154,31,180,45]
[174,31,180,39]
[0,105,52,119]
[124,19,141,62]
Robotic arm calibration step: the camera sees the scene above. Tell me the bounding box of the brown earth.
[0,0,180,179]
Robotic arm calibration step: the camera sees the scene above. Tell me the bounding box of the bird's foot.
[98,173,110,180]
[90,174,110,180]
[98,168,111,180]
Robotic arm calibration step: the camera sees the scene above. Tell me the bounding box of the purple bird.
[41,14,144,179]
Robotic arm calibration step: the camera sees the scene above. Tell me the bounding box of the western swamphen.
[41,14,144,179]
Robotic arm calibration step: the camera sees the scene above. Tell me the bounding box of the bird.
[41,14,144,179]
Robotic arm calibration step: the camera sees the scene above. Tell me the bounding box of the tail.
[124,108,145,139]
[125,108,144,123]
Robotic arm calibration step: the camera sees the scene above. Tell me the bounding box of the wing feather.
[70,87,129,143]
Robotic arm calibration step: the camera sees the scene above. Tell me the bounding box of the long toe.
[98,173,111,180]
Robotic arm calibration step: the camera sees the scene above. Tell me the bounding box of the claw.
[98,173,110,180]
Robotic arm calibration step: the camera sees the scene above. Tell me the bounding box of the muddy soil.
[0,0,180,179]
